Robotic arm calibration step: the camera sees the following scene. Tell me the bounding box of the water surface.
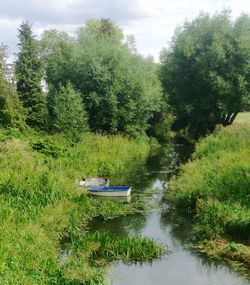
[90,146,250,285]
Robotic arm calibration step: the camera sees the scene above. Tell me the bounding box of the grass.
[0,128,164,285]
[234,112,250,124]
[73,230,165,265]
[169,113,250,273]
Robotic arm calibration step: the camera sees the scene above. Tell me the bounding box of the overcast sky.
[1,0,250,61]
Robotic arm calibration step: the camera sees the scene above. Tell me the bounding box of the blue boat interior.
[87,186,131,191]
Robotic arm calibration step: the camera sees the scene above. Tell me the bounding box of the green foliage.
[57,133,153,185]
[39,29,73,62]
[160,11,250,138]
[15,21,48,128]
[169,121,250,269]
[147,102,174,143]
[48,83,89,135]
[0,45,26,129]
[39,29,74,91]
[31,138,64,158]
[42,20,164,137]
[77,18,124,44]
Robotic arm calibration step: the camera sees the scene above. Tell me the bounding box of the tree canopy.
[42,18,164,137]
[160,11,250,138]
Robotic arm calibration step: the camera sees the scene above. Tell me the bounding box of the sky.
[0,0,250,61]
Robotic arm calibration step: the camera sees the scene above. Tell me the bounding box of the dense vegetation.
[0,19,171,139]
[169,116,250,271]
[160,11,250,138]
[0,128,165,284]
[1,13,249,140]
[0,17,171,285]
[0,9,249,284]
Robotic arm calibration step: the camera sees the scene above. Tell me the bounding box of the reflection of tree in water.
[88,214,147,237]
[130,143,177,190]
[110,138,192,191]
[159,208,236,273]
[137,138,194,189]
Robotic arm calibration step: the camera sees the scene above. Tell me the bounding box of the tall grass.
[169,120,250,271]
[0,129,161,284]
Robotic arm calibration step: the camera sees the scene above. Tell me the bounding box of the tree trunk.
[222,112,239,126]
[228,112,238,125]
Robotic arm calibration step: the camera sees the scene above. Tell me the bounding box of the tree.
[48,83,89,135]
[160,11,250,138]
[77,18,123,44]
[40,29,75,91]
[15,21,47,128]
[0,44,26,128]
[43,20,163,137]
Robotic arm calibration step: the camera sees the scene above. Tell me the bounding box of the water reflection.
[89,144,250,285]
[90,195,132,204]
[88,214,147,237]
[106,202,250,285]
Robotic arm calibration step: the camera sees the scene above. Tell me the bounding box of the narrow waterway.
[89,146,250,285]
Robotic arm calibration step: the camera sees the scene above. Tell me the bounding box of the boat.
[87,185,132,197]
[79,177,109,187]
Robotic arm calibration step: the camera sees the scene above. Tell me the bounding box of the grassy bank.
[234,112,250,124]
[169,114,250,274]
[0,129,165,285]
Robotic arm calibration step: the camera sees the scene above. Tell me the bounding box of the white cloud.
[0,0,249,61]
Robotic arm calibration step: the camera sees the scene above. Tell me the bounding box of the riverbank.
[0,129,165,284]
[169,114,250,275]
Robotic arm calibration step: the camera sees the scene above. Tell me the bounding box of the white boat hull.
[79,177,109,187]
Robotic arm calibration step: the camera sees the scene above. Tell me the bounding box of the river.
[89,145,250,285]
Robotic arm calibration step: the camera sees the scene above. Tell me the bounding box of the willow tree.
[160,11,250,138]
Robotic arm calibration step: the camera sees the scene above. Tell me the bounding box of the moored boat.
[79,177,109,187]
[87,185,132,197]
